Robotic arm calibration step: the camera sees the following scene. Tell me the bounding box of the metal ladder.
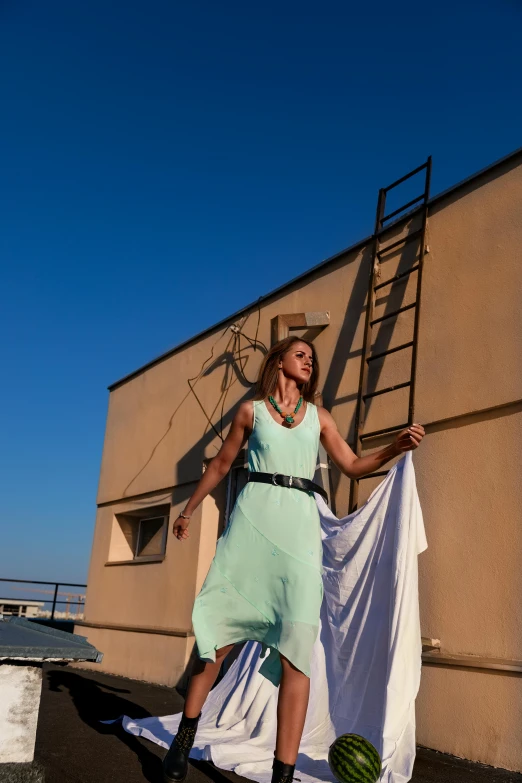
[349,157,432,513]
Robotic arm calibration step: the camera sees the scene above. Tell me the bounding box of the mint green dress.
[191,399,324,687]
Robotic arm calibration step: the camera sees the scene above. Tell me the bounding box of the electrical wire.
[122,304,266,495]
[186,298,266,442]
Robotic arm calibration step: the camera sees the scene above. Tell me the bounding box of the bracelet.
[178,511,191,520]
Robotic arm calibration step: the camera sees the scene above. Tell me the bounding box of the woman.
[162,336,425,783]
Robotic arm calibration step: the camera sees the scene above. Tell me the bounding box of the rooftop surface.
[31,663,522,783]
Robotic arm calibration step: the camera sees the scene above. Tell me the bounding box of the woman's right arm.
[173,400,254,541]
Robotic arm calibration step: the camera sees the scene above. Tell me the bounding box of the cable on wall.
[187,297,266,442]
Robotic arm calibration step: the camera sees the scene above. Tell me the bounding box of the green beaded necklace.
[268,394,303,424]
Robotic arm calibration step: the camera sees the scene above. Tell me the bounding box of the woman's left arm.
[317,407,425,479]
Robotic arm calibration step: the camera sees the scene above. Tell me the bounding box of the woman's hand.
[169,401,253,541]
[392,423,425,454]
[173,513,191,541]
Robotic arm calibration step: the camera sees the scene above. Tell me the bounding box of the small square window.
[108,504,170,564]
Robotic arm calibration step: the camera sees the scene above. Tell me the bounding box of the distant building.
[0,599,44,618]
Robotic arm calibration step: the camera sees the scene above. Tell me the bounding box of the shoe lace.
[173,723,197,753]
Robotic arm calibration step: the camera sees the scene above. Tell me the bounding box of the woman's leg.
[274,653,311,764]
[183,642,235,718]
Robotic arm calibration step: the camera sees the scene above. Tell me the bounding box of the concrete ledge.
[0,665,42,764]
[104,555,165,566]
[75,620,193,637]
[422,651,522,674]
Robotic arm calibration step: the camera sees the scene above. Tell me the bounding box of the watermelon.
[328,733,382,783]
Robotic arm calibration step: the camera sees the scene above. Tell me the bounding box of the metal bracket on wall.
[270,311,330,344]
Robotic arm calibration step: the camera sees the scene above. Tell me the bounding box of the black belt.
[248,471,328,502]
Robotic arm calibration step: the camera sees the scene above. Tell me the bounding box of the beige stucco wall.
[77,152,522,771]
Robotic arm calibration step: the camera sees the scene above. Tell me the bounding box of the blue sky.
[1,0,520,588]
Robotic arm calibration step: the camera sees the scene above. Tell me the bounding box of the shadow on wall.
[120,239,419,515]
[121,308,268,501]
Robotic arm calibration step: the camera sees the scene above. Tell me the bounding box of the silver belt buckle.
[289,475,293,487]
[272,471,280,486]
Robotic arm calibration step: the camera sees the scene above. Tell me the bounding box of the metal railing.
[0,578,87,620]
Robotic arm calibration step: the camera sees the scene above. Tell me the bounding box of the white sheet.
[107,451,427,783]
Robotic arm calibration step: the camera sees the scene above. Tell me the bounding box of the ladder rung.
[370,301,416,326]
[383,161,429,192]
[376,229,423,258]
[367,341,414,363]
[360,422,409,440]
[382,194,425,223]
[356,470,390,480]
[374,264,420,291]
[376,206,424,238]
[363,380,411,400]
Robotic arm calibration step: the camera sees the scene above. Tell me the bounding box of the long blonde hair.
[253,336,319,402]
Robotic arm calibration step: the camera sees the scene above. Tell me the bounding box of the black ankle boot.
[271,753,301,783]
[162,709,202,783]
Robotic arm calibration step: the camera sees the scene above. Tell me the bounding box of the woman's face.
[279,341,314,386]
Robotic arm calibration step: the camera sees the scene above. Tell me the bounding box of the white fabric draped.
[106,451,427,783]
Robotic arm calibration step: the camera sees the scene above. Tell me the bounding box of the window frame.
[107,503,171,566]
